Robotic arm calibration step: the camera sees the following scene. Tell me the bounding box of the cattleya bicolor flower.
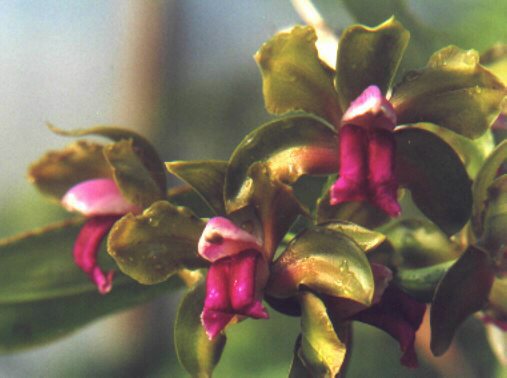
[330,85,400,216]
[255,17,506,229]
[197,217,269,339]
[61,178,141,293]
[28,126,166,294]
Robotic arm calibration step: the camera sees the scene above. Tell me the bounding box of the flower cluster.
[2,14,507,378]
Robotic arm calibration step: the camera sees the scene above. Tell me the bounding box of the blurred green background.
[0,1,506,376]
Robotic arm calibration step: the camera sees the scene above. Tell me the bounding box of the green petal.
[48,123,167,193]
[481,45,507,85]
[175,280,226,377]
[227,163,306,260]
[255,26,341,123]
[0,277,180,352]
[391,46,507,139]
[107,201,207,284]
[298,291,350,377]
[394,260,455,303]
[430,245,495,356]
[472,141,507,238]
[167,185,216,218]
[104,140,164,208]
[267,226,374,306]
[395,126,472,235]
[412,123,494,179]
[166,160,227,215]
[225,115,338,204]
[288,336,312,378]
[320,221,386,253]
[335,17,410,109]
[383,218,458,269]
[28,141,112,200]
[481,175,507,257]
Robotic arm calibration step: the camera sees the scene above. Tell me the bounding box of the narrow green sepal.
[175,280,226,377]
[28,141,112,200]
[104,140,164,208]
[472,140,507,238]
[430,245,495,356]
[166,160,227,215]
[298,291,350,377]
[226,163,306,259]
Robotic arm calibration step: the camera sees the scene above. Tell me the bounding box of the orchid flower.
[255,18,505,226]
[28,127,166,294]
[197,217,269,339]
[62,178,141,294]
[330,85,400,216]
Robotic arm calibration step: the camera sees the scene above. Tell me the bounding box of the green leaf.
[298,291,350,377]
[335,17,410,109]
[0,217,183,351]
[107,201,207,285]
[395,126,473,235]
[267,226,374,306]
[28,141,112,200]
[227,163,306,259]
[48,123,167,193]
[255,26,341,123]
[320,221,386,252]
[383,218,458,268]
[0,218,117,303]
[225,115,338,205]
[166,160,227,215]
[472,141,507,237]
[104,140,164,208]
[175,280,226,378]
[394,260,455,302]
[391,46,506,139]
[0,277,180,352]
[430,245,495,356]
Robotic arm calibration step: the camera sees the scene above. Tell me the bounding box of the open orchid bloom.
[198,217,269,339]
[330,85,401,216]
[63,178,141,294]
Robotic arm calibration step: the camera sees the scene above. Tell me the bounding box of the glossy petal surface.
[198,217,263,262]
[202,250,268,339]
[62,178,140,216]
[73,216,120,294]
